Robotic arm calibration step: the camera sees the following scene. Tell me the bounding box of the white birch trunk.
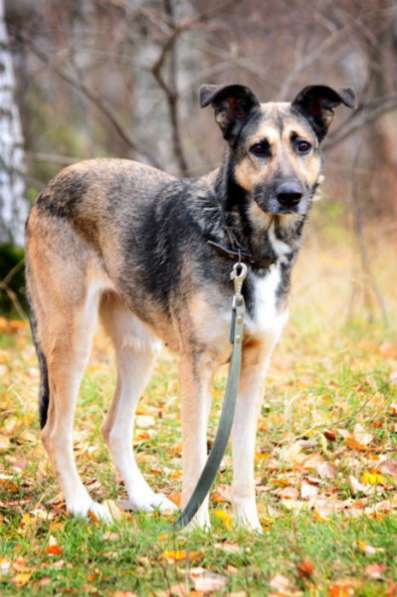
[0,0,28,246]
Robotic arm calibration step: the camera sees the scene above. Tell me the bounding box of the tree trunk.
[0,0,28,246]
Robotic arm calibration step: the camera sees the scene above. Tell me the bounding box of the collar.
[207,239,277,272]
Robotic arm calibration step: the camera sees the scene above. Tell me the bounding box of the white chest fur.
[246,265,288,344]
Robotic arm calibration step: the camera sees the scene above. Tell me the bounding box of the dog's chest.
[245,265,287,342]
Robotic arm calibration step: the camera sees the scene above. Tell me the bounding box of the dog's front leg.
[179,352,213,530]
[231,342,272,531]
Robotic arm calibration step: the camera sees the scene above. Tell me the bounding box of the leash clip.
[230,262,247,297]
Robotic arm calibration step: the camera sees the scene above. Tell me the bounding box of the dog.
[25,83,355,530]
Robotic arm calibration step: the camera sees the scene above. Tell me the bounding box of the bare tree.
[0,0,28,246]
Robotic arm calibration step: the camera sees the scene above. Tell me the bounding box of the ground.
[0,212,396,596]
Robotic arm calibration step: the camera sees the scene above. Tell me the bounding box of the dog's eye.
[250,141,271,158]
[295,140,312,154]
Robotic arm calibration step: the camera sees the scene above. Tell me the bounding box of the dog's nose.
[276,182,303,208]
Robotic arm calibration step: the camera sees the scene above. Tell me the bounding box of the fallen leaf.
[365,563,386,579]
[162,550,203,563]
[328,583,354,597]
[213,509,232,530]
[103,499,122,521]
[190,568,228,593]
[353,424,373,446]
[324,430,337,441]
[278,486,299,500]
[361,471,386,486]
[13,572,32,587]
[301,481,318,500]
[45,535,63,556]
[349,475,370,496]
[269,574,292,592]
[0,559,11,575]
[214,542,240,554]
[297,559,314,579]
[357,540,383,556]
[135,415,155,429]
[345,437,367,451]
[168,493,181,507]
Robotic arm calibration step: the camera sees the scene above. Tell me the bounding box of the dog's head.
[200,83,355,216]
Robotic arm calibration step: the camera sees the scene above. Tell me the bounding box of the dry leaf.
[278,486,299,500]
[135,415,155,429]
[297,559,314,578]
[301,481,318,500]
[213,509,232,530]
[103,499,122,521]
[13,572,32,587]
[365,563,386,580]
[357,540,383,556]
[168,493,181,507]
[162,550,203,563]
[328,583,354,597]
[324,430,337,441]
[45,535,63,556]
[0,435,11,451]
[190,568,228,593]
[349,475,370,496]
[361,471,386,486]
[0,559,11,575]
[353,424,373,446]
[269,574,292,592]
[214,542,240,554]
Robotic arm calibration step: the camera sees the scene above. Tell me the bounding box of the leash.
[173,261,247,529]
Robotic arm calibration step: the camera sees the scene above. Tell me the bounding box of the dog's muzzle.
[254,180,308,215]
[276,181,303,209]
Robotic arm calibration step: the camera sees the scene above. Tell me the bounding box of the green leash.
[174,262,247,529]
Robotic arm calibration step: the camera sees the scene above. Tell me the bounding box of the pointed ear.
[292,85,356,142]
[199,83,260,142]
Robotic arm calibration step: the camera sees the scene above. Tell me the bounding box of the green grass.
[1,230,397,594]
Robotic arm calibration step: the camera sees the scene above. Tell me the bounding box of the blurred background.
[0,0,396,326]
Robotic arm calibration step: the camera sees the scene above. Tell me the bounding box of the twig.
[0,258,27,319]
[324,94,397,151]
[13,30,161,168]
[347,142,389,326]
[151,0,189,176]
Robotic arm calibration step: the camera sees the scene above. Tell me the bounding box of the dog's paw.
[67,496,113,523]
[184,508,211,532]
[125,491,178,513]
[233,501,263,533]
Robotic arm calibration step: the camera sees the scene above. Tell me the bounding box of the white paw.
[185,507,211,532]
[233,500,263,532]
[67,495,112,523]
[126,491,178,513]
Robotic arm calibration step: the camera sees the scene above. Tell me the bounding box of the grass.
[1,217,397,595]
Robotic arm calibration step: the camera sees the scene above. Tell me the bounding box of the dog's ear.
[292,85,356,142]
[199,83,260,141]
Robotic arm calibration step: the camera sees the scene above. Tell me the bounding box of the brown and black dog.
[25,83,355,530]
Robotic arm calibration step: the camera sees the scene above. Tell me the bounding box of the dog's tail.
[25,261,50,429]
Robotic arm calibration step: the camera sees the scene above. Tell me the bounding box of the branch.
[13,30,162,168]
[324,94,397,151]
[0,259,27,320]
[150,0,190,176]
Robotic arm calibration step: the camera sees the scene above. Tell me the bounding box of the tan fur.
[235,104,321,195]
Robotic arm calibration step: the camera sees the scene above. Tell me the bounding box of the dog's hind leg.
[27,252,111,520]
[101,294,177,513]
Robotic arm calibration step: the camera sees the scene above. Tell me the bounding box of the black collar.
[207,239,277,272]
